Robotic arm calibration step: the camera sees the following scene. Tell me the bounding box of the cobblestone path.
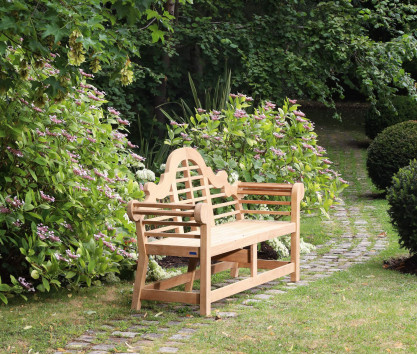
[57,113,388,354]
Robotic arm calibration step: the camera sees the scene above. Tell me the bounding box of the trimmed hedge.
[366,120,417,190]
[365,96,417,140]
[387,160,417,255]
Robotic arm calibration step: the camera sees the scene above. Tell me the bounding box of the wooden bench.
[127,147,304,316]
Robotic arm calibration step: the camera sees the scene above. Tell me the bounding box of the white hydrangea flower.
[229,171,239,183]
[136,168,156,182]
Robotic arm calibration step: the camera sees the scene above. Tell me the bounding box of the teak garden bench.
[127,147,304,316]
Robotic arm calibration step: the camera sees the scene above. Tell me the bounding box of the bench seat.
[146,220,296,257]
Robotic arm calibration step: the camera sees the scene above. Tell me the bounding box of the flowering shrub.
[0,46,159,304]
[166,94,348,216]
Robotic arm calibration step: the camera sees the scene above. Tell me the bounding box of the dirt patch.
[383,254,417,276]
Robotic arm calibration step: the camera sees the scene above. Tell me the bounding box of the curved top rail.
[142,147,235,201]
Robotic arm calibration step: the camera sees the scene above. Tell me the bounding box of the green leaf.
[0,293,8,304]
[42,23,66,44]
[65,271,76,279]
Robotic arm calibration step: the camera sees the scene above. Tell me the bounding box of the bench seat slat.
[145,220,295,257]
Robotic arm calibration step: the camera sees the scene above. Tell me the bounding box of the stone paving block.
[158,346,179,353]
[111,331,138,338]
[75,335,95,342]
[131,340,154,347]
[107,337,128,344]
[167,321,182,326]
[241,299,261,305]
[265,289,286,294]
[141,320,160,325]
[91,344,116,351]
[142,332,164,340]
[254,293,272,300]
[65,342,89,350]
[169,333,192,341]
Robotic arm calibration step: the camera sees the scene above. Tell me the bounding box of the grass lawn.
[1,103,416,354]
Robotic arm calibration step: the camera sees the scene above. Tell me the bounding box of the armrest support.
[127,200,213,225]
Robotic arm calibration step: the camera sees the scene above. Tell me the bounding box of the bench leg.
[230,262,239,278]
[200,225,211,316]
[131,253,149,310]
[290,231,300,282]
[185,258,198,292]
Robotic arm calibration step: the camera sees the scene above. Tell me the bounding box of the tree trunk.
[154,0,177,132]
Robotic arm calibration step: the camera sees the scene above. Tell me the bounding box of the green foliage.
[365,96,417,139]
[165,95,348,216]
[0,46,161,303]
[387,159,417,255]
[366,120,417,190]
[164,0,417,111]
[0,0,182,97]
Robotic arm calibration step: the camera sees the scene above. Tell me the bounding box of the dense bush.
[365,96,417,139]
[387,160,417,255]
[366,120,417,191]
[166,95,349,216]
[0,46,161,303]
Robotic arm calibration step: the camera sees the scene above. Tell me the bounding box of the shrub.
[165,94,349,216]
[365,96,417,139]
[366,120,417,190]
[0,46,159,303]
[387,160,417,255]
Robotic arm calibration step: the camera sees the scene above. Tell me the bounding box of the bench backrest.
[142,147,240,228]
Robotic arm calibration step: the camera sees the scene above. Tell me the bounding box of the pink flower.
[61,130,77,142]
[6,146,23,157]
[6,196,24,209]
[87,93,101,101]
[287,166,296,173]
[117,118,130,125]
[131,153,145,162]
[50,115,65,124]
[230,93,238,98]
[234,109,247,118]
[18,277,35,292]
[339,178,349,184]
[270,147,286,157]
[40,191,55,202]
[108,107,120,116]
[87,136,97,143]
[79,69,94,78]
[293,110,305,117]
[127,141,138,148]
[197,108,206,113]
[66,249,80,259]
[322,159,332,165]
[36,128,46,136]
[273,132,284,139]
[54,253,69,263]
[0,206,11,214]
[289,99,297,104]
[32,105,43,113]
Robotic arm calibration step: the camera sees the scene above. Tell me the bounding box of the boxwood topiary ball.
[366,120,417,190]
[365,96,417,140]
[387,159,417,255]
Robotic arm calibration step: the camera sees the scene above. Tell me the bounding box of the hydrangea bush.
[0,46,162,303]
[166,94,348,216]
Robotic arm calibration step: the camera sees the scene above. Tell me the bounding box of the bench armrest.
[127,200,212,225]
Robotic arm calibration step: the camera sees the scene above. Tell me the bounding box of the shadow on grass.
[347,138,370,149]
[360,191,386,200]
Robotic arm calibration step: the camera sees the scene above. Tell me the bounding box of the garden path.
[57,105,389,354]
